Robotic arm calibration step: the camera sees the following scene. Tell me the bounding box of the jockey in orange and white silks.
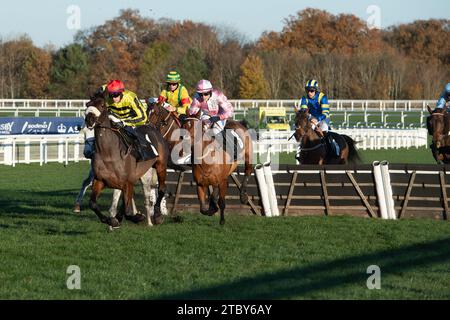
[188,79,234,135]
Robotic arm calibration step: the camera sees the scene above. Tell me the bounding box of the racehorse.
[426,105,450,164]
[294,110,360,164]
[147,101,189,167]
[73,165,167,218]
[84,95,169,228]
[182,116,253,225]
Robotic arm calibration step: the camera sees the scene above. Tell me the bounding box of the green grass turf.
[0,150,448,299]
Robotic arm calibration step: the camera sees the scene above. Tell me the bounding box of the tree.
[48,44,89,98]
[75,9,160,93]
[0,35,50,98]
[178,48,208,90]
[138,41,172,97]
[238,55,269,99]
[21,46,51,98]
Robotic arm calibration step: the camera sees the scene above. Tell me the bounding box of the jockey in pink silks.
[188,79,234,135]
[176,80,237,164]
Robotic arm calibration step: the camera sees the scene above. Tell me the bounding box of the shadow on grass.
[152,238,450,299]
[0,188,114,219]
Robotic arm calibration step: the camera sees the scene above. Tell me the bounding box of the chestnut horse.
[84,95,169,228]
[426,105,450,164]
[182,116,253,225]
[294,110,360,164]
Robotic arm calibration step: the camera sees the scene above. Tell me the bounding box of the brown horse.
[147,101,190,168]
[426,105,450,164]
[182,116,253,225]
[294,110,360,164]
[84,95,169,228]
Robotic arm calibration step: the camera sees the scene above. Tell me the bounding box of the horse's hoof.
[125,214,146,224]
[208,205,219,215]
[73,203,81,213]
[201,208,216,216]
[152,213,164,225]
[219,219,225,225]
[240,193,249,204]
[109,217,121,228]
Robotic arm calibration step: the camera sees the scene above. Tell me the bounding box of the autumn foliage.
[0,8,448,100]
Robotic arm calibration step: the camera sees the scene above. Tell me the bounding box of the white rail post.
[74,137,80,162]
[24,139,31,164]
[3,138,13,166]
[58,138,64,163]
[373,161,388,219]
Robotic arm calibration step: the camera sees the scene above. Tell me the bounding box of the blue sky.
[0,0,447,48]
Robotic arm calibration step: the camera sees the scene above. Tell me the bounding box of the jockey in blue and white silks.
[435,83,450,111]
[295,79,339,160]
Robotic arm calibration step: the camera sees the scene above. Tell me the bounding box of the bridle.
[149,104,179,138]
[294,116,325,152]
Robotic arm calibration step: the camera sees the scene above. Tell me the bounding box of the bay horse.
[182,116,254,225]
[147,101,188,167]
[84,95,169,228]
[426,105,450,164]
[294,110,360,164]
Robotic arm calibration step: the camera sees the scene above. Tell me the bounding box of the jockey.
[157,71,192,121]
[434,83,450,111]
[178,80,238,163]
[103,79,157,161]
[189,79,234,134]
[295,79,339,160]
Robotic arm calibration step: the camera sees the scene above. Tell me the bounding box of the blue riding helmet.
[445,83,450,95]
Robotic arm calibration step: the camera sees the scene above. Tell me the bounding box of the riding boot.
[123,126,158,162]
[135,134,158,162]
[324,132,340,158]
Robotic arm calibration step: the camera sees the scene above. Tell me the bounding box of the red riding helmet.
[107,80,125,93]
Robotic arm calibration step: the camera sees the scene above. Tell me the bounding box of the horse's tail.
[342,134,361,164]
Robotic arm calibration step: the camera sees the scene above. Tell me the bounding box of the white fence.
[0,98,436,111]
[255,128,428,154]
[0,128,429,166]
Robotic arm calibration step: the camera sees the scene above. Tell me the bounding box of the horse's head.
[294,109,312,142]
[427,106,448,148]
[181,112,202,142]
[85,96,108,129]
[147,99,167,126]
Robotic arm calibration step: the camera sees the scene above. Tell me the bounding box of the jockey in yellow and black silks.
[100,79,157,161]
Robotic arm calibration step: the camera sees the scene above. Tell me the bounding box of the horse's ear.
[427,105,433,115]
[86,100,94,107]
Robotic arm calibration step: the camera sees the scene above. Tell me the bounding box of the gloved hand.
[163,102,176,112]
[209,116,220,124]
[108,115,125,128]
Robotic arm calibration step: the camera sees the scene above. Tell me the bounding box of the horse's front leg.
[153,161,167,225]
[218,180,228,225]
[208,187,219,215]
[140,169,154,226]
[89,179,120,228]
[197,185,211,216]
[123,182,145,224]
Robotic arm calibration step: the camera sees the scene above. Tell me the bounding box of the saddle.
[113,124,158,161]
